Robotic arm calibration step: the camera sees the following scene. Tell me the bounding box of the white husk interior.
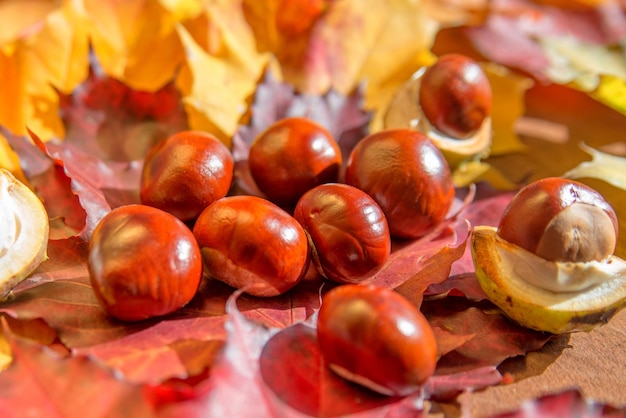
[484,226,626,311]
[0,169,49,297]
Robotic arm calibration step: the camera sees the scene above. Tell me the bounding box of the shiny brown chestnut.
[192,195,309,297]
[248,117,341,207]
[418,54,492,139]
[294,183,390,283]
[497,177,618,263]
[88,205,202,322]
[345,129,455,239]
[317,284,438,396]
[140,130,234,221]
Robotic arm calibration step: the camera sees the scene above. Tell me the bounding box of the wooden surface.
[452,309,626,417]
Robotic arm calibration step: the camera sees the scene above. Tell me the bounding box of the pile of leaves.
[1,0,626,416]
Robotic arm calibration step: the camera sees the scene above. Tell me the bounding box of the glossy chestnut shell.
[497,177,619,263]
[317,284,438,396]
[88,205,202,322]
[192,195,309,297]
[140,130,234,221]
[294,183,390,283]
[418,54,492,139]
[248,117,341,207]
[345,129,455,239]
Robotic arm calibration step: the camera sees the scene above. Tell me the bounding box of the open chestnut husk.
[317,284,437,396]
[471,177,626,334]
[0,168,49,299]
[384,54,492,170]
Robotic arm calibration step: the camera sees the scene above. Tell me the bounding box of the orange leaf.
[176,1,269,144]
[0,133,28,185]
[244,0,438,129]
[82,0,184,91]
[0,1,89,140]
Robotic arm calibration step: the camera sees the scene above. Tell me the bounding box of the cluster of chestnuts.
[85,52,625,398]
[84,53,495,397]
[87,105,456,394]
[88,112,458,314]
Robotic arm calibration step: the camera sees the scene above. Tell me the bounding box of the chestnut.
[248,117,341,207]
[88,205,202,322]
[497,177,618,263]
[471,177,626,333]
[294,183,390,283]
[345,129,455,239]
[317,284,438,396]
[140,130,234,221]
[192,195,309,297]
[418,53,492,139]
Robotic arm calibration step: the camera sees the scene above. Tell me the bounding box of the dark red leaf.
[0,319,154,418]
[3,131,87,238]
[259,323,414,417]
[422,296,553,376]
[424,273,489,301]
[424,366,504,401]
[61,63,188,162]
[449,186,516,277]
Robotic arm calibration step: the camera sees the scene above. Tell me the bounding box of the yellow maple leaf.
[0,333,10,372]
[485,63,533,156]
[80,0,185,91]
[0,133,28,185]
[175,1,269,145]
[0,1,89,141]
[592,75,626,116]
[158,0,204,22]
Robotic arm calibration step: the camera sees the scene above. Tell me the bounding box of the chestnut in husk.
[0,169,49,299]
[383,54,493,171]
[419,53,492,139]
[471,177,626,333]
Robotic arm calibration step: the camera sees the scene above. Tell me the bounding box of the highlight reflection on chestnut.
[317,284,438,396]
[140,130,234,221]
[418,53,492,139]
[294,183,390,283]
[497,177,618,263]
[345,129,455,239]
[193,195,309,297]
[248,117,341,207]
[88,204,202,322]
